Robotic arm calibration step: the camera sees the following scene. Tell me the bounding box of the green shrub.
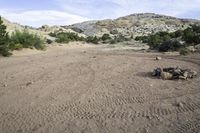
[182,25,200,45]
[191,25,200,33]
[86,36,99,44]
[0,46,12,57]
[56,33,70,43]
[135,36,149,43]
[55,32,84,43]
[173,30,184,38]
[158,40,183,52]
[134,26,200,51]
[9,43,23,50]
[10,30,46,50]
[148,34,162,48]
[101,34,111,41]
[135,36,142,41]
[0,16,12,56]
[110,39,117,44]
[179,48,190,56]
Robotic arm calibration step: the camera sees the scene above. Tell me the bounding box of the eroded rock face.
[67,13,200,37]
[152,67,197,80]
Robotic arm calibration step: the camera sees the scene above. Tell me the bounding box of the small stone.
[152,68,162,76]
[92,56,96,58]
[26,82,33,86]
[173,68,182,76]
[146,115,153,119]
[156,56,162,60]
[183,71,189,78]
[152,70,157,76]
[186,46,196,52]
[161,72,173,80]
[83,51,86,53]
[189,71,197,78]
[179,76,187,80]
[177,102,184,108]
[3,84,7,87]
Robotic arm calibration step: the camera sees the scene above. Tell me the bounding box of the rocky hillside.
[2,17,40,34]
[67,13,200,37]
[1,17,85,40]
[2,13,200,39]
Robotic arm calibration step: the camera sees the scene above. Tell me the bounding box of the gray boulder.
[161,72,173,80]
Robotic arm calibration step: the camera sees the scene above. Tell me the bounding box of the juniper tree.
[0,16,11,56]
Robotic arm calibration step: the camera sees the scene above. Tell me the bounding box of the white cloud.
[55,0,200,20]
[0,0,199,27]
[0,9,90,27]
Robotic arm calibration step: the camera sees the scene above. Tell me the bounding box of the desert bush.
[110,39,117,44]
[114,35,128,42]
[56,32,70,43]
[158,40,183,52]
[55,32,85,43]
[0,16,12,56]
[135,27,200,51]
[182,25,200,45]
[135,36,149,43]
[148,34,162,48]
[9,43,23,50]
[10,30,46,50]
[179,48,190,56]
[101,34,111,41]
[173,30,184,38]
[86,36,99,44]
[191,25,200,33]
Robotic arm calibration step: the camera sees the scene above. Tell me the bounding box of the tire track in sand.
[171,120,200,133]
[71,101,200,120]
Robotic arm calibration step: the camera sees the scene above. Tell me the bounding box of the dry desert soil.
[0,44,200,133]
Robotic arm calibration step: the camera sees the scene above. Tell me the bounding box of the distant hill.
[1,13,200,38]
[67,13,200,37]
[2,17,34,33]
[1,17,86,39]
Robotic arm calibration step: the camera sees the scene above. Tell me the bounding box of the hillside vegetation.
[1,13,200,56]
[68,13,200,37]
[135,24,200,54]
[0,16,46,56]
[0,17,11,56]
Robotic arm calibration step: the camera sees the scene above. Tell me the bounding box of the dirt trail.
[0,45,200,133]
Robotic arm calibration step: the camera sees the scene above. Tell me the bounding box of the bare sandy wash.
[0,45,200,133]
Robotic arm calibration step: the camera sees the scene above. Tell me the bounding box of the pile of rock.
[152,67,197,80]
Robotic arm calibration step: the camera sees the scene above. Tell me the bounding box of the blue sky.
[0,0,200,27]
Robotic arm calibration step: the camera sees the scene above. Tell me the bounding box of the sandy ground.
[0,44,200,133]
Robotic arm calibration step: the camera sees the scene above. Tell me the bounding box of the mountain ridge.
[1,13,200,37]
[67,13,200,37]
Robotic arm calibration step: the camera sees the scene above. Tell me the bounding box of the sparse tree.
[0,16,11,56]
